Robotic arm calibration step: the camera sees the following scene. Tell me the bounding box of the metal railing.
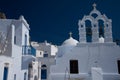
[22,45,31,55]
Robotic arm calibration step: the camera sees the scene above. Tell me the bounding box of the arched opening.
[41,65,47,79]
[3,67,8,80]
[91,13,98,18]
[98,20,104,37]
[85,20,92,42]
[3,63,9,80]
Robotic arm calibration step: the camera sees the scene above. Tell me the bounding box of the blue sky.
[0,0,120,45]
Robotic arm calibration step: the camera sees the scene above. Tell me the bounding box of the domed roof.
[62,37,79,46]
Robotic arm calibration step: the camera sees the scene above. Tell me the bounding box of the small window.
[25,34,27,46]
[40,52,42,55]
[24,72,27,80]
[34,76,37,80]
[14,36,16,44]
[94,25,96,27]
[106,24,109,27]
[70,60,79,74]
[29,63,33,68]
[81,25,83,28]
[44,54,48,57]
[14,74,16,80]
[91,13,98,18]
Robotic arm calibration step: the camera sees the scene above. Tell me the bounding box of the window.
[28,63,33,78]
[40,52,42,55]
[14,74,16,80]
[29,63,33,68]
[81,25,83,28]
[24,34,27,46]
[117,60,120,74]
[3,67,8,80]
[24,34,27,54]
[44,54,48,57]
[70,60,79,74]
[24,72,27,80]
[91,13,98,18]
[34,76,37,80]
[14,36,16,44]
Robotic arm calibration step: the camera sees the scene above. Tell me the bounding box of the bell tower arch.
[78,3,113,43]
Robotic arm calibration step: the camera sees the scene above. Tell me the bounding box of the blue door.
[41,69,47,79]
[41,65,47,79]
[3,67,8,80]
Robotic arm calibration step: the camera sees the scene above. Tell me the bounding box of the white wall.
[0,16,31,80]
[36,50,44,57]
[0,56,13,80]
[49,43,120,80]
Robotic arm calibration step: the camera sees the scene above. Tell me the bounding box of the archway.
[85,20,92,42]
[98,19,104,37]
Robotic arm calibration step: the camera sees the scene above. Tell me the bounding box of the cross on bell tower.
[93,3,97,10]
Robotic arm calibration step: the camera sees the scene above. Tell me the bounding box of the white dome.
[62,37,79,46]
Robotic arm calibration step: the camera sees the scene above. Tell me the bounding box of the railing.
[22,45,31,55]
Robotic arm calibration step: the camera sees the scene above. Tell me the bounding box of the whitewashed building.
[0,3,120,80]
[48,4,120,80]
[31,41,58,80]
[0,14,40,80]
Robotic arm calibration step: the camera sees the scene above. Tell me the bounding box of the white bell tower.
[78,3,113,43]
